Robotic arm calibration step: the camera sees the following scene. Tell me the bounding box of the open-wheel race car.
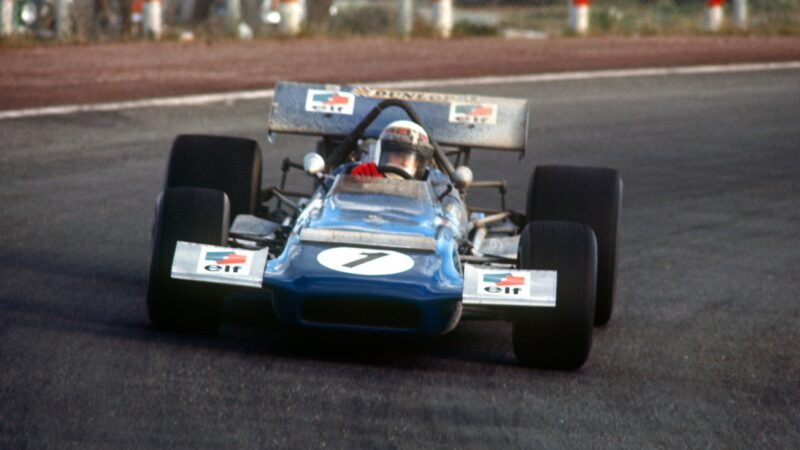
[146,81,622,370]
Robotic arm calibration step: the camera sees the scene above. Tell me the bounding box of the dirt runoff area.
[1,36,799,110]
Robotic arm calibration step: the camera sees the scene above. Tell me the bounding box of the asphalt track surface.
[1,69,799,448]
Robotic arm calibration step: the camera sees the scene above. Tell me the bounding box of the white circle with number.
[316,247,414,276]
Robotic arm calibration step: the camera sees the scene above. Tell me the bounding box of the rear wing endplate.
[267,81,529,155]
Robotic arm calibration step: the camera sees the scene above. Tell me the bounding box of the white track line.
[2,61,798,120]
[382,61,800,89]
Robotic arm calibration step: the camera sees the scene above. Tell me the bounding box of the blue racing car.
[146,81,622,370]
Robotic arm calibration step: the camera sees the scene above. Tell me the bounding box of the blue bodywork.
[258,81,530,336]
[262,171,468,336]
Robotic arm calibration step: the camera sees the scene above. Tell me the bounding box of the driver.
[351,120,433,179]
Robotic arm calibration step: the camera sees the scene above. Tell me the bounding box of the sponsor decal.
[171,242,267,288]
[351,86,476,104]
[462,264,557,307]
[305,89,355,115]
[479,271,530,296]
[316,246,414,276]
[197,248,252,276]
[449,102,498,125]
[205,251,247,265]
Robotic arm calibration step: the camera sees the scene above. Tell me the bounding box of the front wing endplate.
[171,241,268,288]
[462,264,557,307]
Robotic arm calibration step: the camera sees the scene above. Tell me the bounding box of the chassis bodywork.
[170,81,553,337]
[157,78,628,374]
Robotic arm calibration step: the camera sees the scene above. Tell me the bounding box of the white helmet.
[373,120,434,179]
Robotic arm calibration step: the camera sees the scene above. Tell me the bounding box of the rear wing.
[267,81,529,155]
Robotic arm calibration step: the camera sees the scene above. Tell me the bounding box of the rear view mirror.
[303,153,325,176]
[453,166,473,191]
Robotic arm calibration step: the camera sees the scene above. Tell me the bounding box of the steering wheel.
[376,165,413,179]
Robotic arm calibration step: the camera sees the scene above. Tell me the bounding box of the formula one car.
[146,81,622,370]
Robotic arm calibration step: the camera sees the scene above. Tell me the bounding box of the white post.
[279,0,302,36]
[0,0,13,37]
[704,0,724,32]
[431,0,452,39]
[732,0,747,30]
[568,0,590,35]
[225,0,241,36]
[55,0,73,40]
[398,0,413,37]
[143,0,163,39]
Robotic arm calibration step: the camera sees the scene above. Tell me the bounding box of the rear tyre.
[147,187,230,332]
[512,221,597,370]
[527,165,622,326]
[166,134,262,220]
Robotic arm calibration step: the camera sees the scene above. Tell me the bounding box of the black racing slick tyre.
[165,134,262,220]
[512,221,597,370]
[526,165,622,326]
[147,187,230,332]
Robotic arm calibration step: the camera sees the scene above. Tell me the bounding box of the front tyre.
[527,165,622,326]
[166,134,262,220]
[512,221,597,370]
[147,187,230,332]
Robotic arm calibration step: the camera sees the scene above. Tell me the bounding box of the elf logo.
[314,93,350,107]
[481,272,527,296]
[305,89,355,115]
[199,250,250,274]
[449,102,498,125]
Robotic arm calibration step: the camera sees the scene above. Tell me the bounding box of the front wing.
[170,242,558,309]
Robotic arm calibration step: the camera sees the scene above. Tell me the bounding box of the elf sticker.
[449,102,498,125]
[305,89,356,115]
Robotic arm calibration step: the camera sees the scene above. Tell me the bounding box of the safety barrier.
[2,0,798,42]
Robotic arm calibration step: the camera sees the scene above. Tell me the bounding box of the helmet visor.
[379,142,420,177]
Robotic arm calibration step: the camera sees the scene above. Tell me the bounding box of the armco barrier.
[3,0,798,42]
